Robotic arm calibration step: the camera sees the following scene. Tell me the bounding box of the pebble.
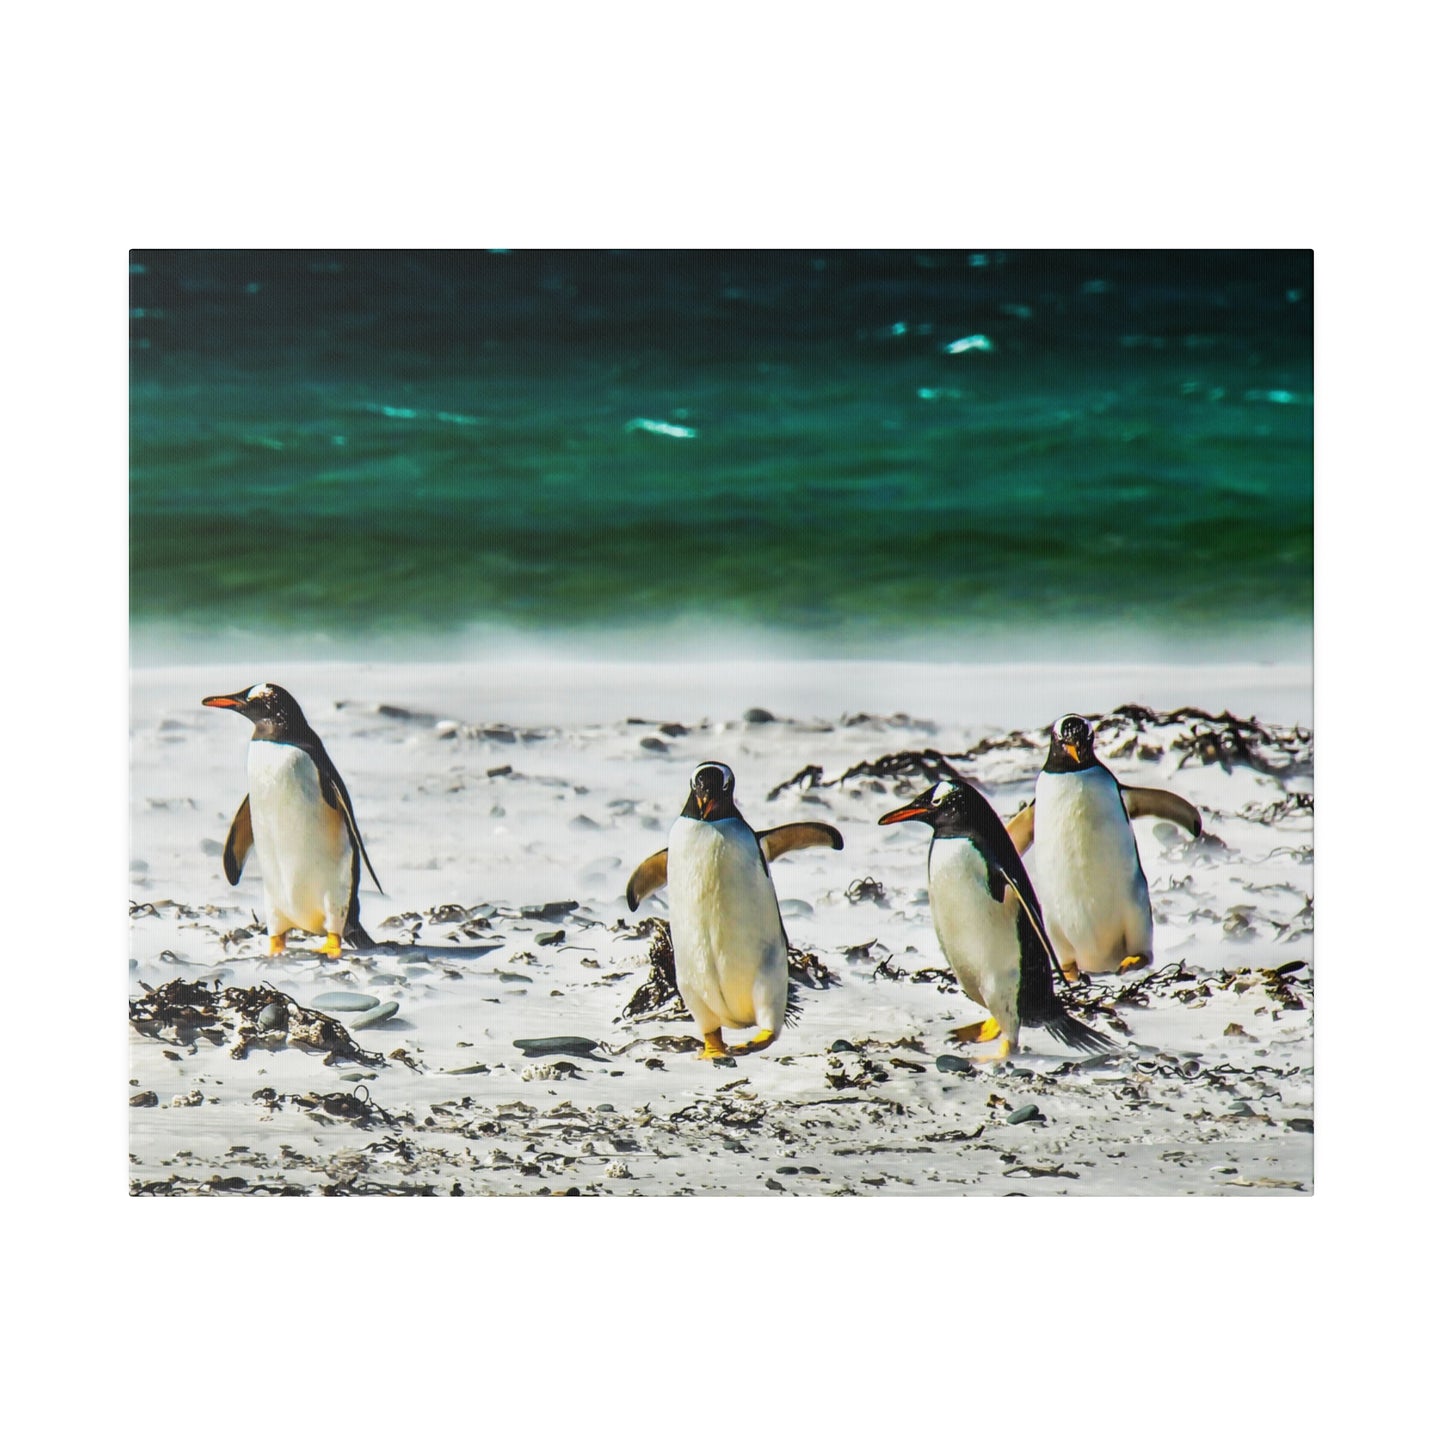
[780,898,814,917]
[522,901,578,921]
[130,1091,158,1108]
[257,1002,288,1031]
[311,991,379,1012]
[1286,1118,1313,1133]
[513,1035,602,1059]
[596,1103,616,1113]
[830,1039,859,1053]
[535,930,565,946]
[743,707,776,724]
[639,736,669,752]
[337,1070,377,1082]
[935,1054,971,1073]
[350,1002,400,1029]
[1007,1104,1042,1125]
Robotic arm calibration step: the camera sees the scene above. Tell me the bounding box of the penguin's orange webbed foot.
[730,1029,777,1056]
[314,932,342,959]
[975,1037,1015,1065]
[949,1018,1002,1046]
[268,933,288,956]
[1060,961,1082,983]
[699,1029,729,1061]
[1118,955,1148,974]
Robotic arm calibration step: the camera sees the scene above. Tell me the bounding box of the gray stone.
[1007,1104,1042,1124]
[935,1054,971,1073]
[513,1035,602,1059]
[311,991,379,1012]
[350,1001,400,1029]
[257,1002,288,1031]
[744,707,776,724]
[830,1039,859,1053]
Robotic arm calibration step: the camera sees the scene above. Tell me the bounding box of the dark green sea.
[130,250,1311,663]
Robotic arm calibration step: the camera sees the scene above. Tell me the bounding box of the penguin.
[879,777,1111,1061]
[1017,713,1201,979]
[626,762,842,1059]
[202,683,382,958]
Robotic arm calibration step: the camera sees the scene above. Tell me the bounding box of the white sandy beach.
[128,659,1312,1196]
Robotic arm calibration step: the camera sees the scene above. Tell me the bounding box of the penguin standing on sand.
[203,684,382,957]
[879,777,1111,1061]
[626,762,842,1059]
[1017,714,1200,978]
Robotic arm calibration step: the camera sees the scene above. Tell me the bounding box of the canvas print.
[129,249,1313,1196]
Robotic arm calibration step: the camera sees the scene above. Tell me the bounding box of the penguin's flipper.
[223,796,253,885]
[626,849,669,910]
[1123,786,1202,837]
[757,822,844,861]
[1006,879,1057,979]
[1005,802,1035,855]
[311,747,384,893]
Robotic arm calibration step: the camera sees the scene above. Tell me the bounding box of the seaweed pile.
[129,978,387,1068]
[766,704,1314,799]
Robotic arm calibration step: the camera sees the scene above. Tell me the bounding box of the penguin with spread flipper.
[626,762,841,1059]
[879,777,1111,1061]
[203,683,382,958]
[1011,713,1201,978]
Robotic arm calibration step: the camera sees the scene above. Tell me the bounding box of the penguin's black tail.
[344,921,375,948]
[1041,1007,1115,1056]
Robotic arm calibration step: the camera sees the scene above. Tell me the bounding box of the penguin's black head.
[682,761,738,821]
[1046,713,1097,772]
[203,683,310,739]
[878,777,972,832]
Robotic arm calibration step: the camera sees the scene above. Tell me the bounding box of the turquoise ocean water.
[130,250,1311,663]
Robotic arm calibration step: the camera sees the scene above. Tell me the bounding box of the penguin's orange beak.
[203,695,242,709]
[1063,741,1080,764]
[878,804,931,826]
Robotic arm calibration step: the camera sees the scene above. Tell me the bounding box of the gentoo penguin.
[1019,714,1200,978]
[202,683,382,957]
[879,777,1111,1061]
[626,762,842,1059]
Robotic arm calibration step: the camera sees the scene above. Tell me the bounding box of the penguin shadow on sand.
[626,761,843,1061]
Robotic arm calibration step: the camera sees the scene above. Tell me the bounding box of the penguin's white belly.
[667,817,788,1032]
[928,838,1022,1028]
[247,741,353,934]
[1032,767,1151,970]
